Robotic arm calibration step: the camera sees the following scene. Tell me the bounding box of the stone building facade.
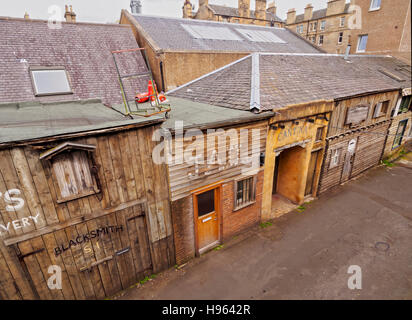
[286,0,411,63]
[286,0,352,54]
[183,0,284,28]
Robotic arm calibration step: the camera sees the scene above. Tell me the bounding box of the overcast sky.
[0,0,332,23]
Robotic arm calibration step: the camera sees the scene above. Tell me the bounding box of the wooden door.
[194,187,219,253]
[341,138,358,182]
[14,203,153,300]
[305,150,320,196]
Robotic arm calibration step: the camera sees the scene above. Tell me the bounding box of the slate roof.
[0,17,149,106]
[208,4,284,23]
[0,99,163,146]
[168,53,411,112]
[294,3,351,24]
[127,13,321,54]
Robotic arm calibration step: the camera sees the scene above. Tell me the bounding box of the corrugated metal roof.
[129,14,321,53]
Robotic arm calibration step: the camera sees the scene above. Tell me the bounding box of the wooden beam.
[3,198,147,246]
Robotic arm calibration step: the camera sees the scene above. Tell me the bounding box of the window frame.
[44,146,100,204]
[318,35,324,46]
[29,66,73,97]
[398,95,412,114]
[329,148,342,169]
[356,34,368,53]
[340,17,345,27]
[320,20,326,31]
[338,32,344,44]
[392,119,408,150]
[233,175,257,211]
[369,0,381,11]
[373,100,390,118]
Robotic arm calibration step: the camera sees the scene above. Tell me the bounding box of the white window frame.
[369,0,381,11]
[300,25,304,33]
[340,17,345,27]
[329,148,342,169]
[320,20,326,31]
[356,34,368,53]
[318,35,324,46]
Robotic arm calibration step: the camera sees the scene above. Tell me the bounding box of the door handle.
[202,217,212,223]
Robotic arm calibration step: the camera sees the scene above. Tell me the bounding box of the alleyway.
[118,154,412,300]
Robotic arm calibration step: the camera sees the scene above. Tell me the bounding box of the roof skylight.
[181,24,243,41]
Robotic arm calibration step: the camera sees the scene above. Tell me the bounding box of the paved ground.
[117,150,412,300]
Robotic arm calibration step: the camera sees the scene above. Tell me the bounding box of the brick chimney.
[24,12,30,20]
[267,2,277,16]
[183,0,193,18]
[286,8,296,25]
[255,0,267,21]
[70,5,76,22]
[326,0,346,16]
[238,0,251,19]
[304,4,313,21]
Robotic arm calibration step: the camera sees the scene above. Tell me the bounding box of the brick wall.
[171,170,264,265]
[221,170,263,241]
[0,19,148,106]
[171,196,196,265]
[319,121,390,193]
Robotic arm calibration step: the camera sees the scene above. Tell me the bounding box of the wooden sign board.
[345,104,369,125]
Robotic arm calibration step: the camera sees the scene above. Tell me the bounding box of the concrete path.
[118,158,412,300]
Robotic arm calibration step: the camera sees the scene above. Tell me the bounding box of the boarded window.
[329,148,342,169]
[235,176,256,209]
[316,127,324,141]
[392,120,408,149]
[373,100,390,118]
[51,150,99,203]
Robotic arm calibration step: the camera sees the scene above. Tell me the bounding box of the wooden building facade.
[319,90,399,193]
[0,116,174,300]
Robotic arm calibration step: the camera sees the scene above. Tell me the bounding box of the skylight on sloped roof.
[235,29,286,43]
[181,24,243,41]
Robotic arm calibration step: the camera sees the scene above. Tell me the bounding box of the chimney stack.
[64,5,76,22]
[255,0,267,21]
[267,2,277,16]
[304,4,313,21]
[286,8,296,25]
[238,0,251,19]
[199,0,209,7]
[130,0,143,14]
[326,0,346,16]
[183,0,193,18]
[24,12,30,20]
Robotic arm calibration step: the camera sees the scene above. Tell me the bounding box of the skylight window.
[235,29,286,43]
[181,24,242,41]
[30,68,72,96]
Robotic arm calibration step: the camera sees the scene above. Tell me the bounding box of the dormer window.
[40,142,100,203]
[30,67,72,96]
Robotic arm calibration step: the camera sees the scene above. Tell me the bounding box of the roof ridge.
[0,16,130,28]
[166,54,252,95]
[132,13,285,30]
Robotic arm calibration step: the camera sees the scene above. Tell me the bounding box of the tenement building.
[286,0,411,63]
[286,0,352,54]
[182,0,284,28]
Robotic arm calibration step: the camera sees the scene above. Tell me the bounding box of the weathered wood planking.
[168,120,268,201]
[0,124,174,300]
